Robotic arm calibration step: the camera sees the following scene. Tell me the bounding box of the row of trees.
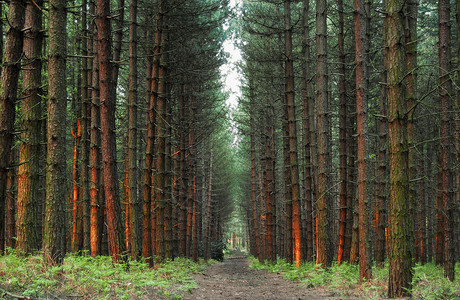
[0,0,236,265]
[237,0,459,297]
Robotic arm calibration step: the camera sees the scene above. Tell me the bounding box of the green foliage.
[0,250,208,299]
[249,257,460,299]
[411,263,460,299]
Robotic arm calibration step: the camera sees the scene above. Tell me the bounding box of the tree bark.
[249,80,261,262]
[126,0,139,260]
[80,0,91,252]
[385,0,413,294]
[186,94,195,258]
[43,0,67,265]
[315,0,332,268]
[354,0,372,281]
[337,0,348,266]
[0,0,26,254]
[90,0,102,256]
[97,0,126,262]
[301,0,314,262]
[375,68,388,266]
[6,150,18,250]
[143,9,156,262]
[438,0,455,281]
[283,0,302,267]
[17,0,43,255]
[204,149,213,261]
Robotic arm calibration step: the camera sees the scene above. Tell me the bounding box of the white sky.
[221,0,242,109]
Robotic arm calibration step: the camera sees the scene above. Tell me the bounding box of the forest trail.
[183,251,349,300]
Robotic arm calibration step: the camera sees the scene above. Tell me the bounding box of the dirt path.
[183,253,347,300]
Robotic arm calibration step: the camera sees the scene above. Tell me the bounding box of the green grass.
[249,257,460,299]
[0,249,212,299]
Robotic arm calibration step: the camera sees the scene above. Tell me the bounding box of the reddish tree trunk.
[284,0,302,267]
[90,3,102,256]
[16,0,43,254]
[354,0,372,280]
[80,0,91,252]
[301,0,314,261]
[142,3,158,263]
[0,0,26,254]
[97,0,126,261]
[337,0,348,266]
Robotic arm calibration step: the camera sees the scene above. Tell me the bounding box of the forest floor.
[183,251,360,300]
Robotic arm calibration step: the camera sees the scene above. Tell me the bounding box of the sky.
[221,0,243,109]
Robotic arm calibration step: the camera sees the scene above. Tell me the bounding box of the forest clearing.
[0,0,460,298]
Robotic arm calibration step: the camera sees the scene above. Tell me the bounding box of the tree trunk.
[178,85,187,257]
[204,149,213,261]
[416,143,426,264]
[315,0,332,268]
[265,88,276,262]
[90,1,102,255]
[0,0,26,254]
[385,0,413,294]
[126,0,139,259]
[283,0,302,267]
[80,0,91,253]
[249,81,261,262]
[438,0,455,281]
[143,10,156,262]
[301,0,314,262]
[426,133,435,263]
[6,150,18,250]
[375,68,388,266]
[354,0,372,280]
[43,0,67,265]
[186,94,195,258]
[97,0,126,262]
[337,0,348,266]
[405,0,417,267]
[17,0,43,255]
[455,0,460,269]
[283,91,292,264]
[164,98,173,259]
[70,114,82,252]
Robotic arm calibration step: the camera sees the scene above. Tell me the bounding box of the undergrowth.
[0,249,213,299]
[249,256,460,299]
